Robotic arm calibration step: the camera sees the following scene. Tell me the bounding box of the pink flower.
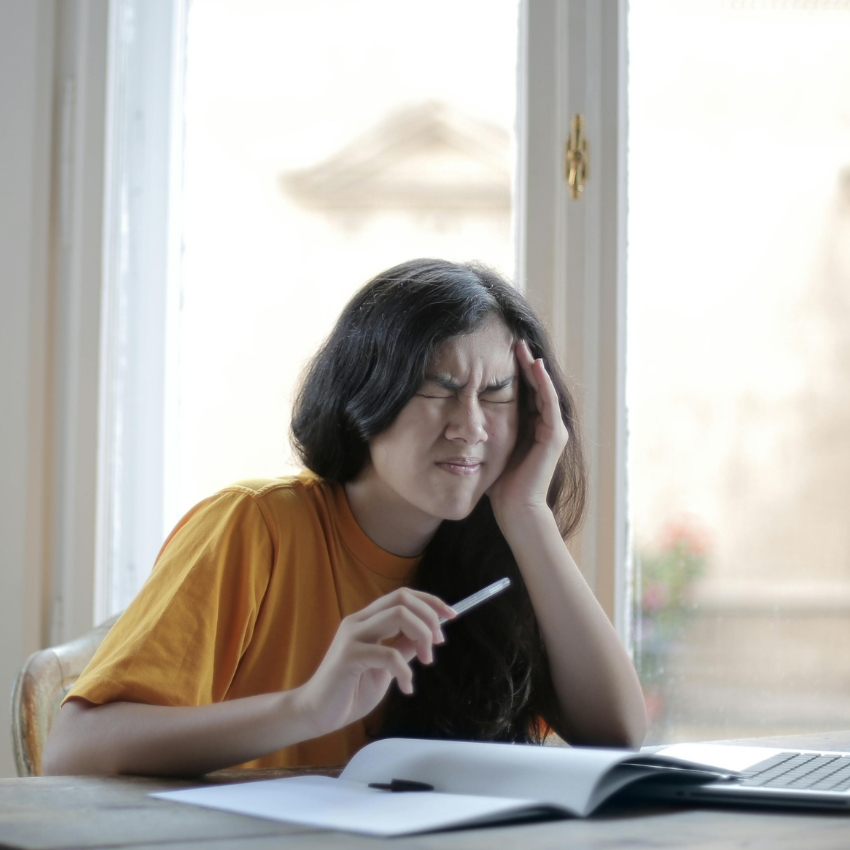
[642,583,667,612]
[658,517,712,556]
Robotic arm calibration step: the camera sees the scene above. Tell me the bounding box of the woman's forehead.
[429,320,516,377]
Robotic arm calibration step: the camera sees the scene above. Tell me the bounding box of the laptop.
[627,742,850,811]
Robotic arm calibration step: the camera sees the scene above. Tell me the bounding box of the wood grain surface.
[2,732,850,850]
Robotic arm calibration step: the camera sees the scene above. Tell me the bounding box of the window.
[96,0,187,620]
[628,0,850,743]
[172,0,521,525]
[98,0,522,614]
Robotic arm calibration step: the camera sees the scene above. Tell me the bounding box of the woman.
[43,259,645,776]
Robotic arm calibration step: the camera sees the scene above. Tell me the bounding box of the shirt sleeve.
[65,488,274,707]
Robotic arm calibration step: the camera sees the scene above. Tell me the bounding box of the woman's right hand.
[295,588,455,737]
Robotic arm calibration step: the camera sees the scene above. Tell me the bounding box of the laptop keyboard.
[739,753,850,792]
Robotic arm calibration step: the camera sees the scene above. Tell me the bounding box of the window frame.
[517,0,629,637]
[95,0,187,622]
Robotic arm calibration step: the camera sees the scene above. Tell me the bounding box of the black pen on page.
[368,779,435,792]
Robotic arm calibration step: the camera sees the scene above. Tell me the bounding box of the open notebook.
[152,738,850,836]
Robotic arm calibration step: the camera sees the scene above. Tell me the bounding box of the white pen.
[439,577,512,624]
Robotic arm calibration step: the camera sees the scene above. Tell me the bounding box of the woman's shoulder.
[220,470,332,505]
[213,471,342,530]
[160,472,339,567]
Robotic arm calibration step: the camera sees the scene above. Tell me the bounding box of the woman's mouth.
[435,457,482,476]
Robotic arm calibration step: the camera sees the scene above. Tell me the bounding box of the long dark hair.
[291,258,586,742]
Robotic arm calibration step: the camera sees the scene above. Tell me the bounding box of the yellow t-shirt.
[65,472,419,768]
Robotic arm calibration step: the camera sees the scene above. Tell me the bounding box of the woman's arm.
[42,588,454,776]
[494,505,646,748]
[43,690,313,777]
[489,343,646,748]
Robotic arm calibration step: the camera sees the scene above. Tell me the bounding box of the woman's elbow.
[41,738,73,776]
[562,702,648,750]
[42,700,110,775]
[612,700,648,750]
[612,717,647,750]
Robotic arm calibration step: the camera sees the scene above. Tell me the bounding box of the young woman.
[43,259,645,776]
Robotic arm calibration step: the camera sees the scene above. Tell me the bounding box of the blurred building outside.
[628,0,850,743]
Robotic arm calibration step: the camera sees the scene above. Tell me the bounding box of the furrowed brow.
[483,376,517,392]
[423,373,516,392]
[423,372,463,390]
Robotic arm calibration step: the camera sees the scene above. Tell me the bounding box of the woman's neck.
[344,468,441,558]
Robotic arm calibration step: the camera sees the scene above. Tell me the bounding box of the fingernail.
[436,630,445,644]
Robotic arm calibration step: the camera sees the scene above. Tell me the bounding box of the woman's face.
[367,318,520,523]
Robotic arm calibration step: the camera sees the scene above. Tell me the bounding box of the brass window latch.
[565,114,588,199]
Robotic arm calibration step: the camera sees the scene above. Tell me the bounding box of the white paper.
[152,738,759,836]
[341,737,640,816]
[153,775,546,837]
[654,743,785,773]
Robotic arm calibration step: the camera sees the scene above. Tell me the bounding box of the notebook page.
[341,737,640,816]
[153,776,548,837]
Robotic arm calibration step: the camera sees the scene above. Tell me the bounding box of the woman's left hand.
[487,340,569,517]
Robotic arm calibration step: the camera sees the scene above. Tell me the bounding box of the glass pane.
[168,0,519,530]
[628,0,850,743]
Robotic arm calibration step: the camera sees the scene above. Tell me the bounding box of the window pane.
[168,0,518,530]
[628,0,850,743]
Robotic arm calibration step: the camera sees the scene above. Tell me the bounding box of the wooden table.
[3,733,850,850]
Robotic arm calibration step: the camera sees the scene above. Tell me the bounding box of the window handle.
[565,113,589,199]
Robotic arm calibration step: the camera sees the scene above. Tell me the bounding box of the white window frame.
[46,0,112,645]
[1,0,63,777]
[517,0,629,637]
[95,0,187,623]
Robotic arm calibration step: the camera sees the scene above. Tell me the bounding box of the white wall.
[0,0,56,779]
[0,0,109,777]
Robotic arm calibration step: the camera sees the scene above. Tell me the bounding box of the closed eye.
[417,376,516,402]
[416,381,454,399]
[480,378,516,403]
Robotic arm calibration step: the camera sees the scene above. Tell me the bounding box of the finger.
[352,587,454,622]
[351,588,453,639]
[516,337,535,371]
[353,644,414,694]
[516,340,540,395]
[517,342,549,420]
[392,588,454,638]
[353,606,438,664]
[531,360,569,449]
[390,634,419,663]
[532,359,563,428]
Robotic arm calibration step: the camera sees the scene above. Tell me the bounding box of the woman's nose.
[444,396,488,444]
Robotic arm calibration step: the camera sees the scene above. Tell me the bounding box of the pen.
[368,779,435,792]
[440,577,511,624]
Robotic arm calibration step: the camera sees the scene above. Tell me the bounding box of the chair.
[11,614,120,776]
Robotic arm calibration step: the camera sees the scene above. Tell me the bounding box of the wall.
[0,0,109,777]
[0,0,56,778]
